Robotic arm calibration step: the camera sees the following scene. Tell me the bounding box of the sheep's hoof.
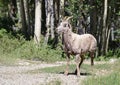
[64,71,68,75]
[75,70,80,77]
[77,73,80,77]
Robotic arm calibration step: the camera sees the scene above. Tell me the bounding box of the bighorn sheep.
[56,16,97,76]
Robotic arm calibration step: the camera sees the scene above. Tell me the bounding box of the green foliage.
[0,29,64,64]
[0,28,7,38]
[13,41,64,62]
[106,49,120,58]
[65,0,88,24]
[0,16,14,31]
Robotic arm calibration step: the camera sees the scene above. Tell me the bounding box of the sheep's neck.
[63,30,73,51]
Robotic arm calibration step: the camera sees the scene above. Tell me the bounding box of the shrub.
[0,29,64,64]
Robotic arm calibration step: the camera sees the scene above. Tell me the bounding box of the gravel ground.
[0,59,114,85]
[0,60,86,85]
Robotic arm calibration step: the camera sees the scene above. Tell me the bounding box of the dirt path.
[0,60,88,85]
[0,59,115,85]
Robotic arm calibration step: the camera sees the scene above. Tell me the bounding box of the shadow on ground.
[59,72,91,76]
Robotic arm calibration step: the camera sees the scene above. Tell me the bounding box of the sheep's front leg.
[64,53,70,75]
[75,55,85,74]
[75,54,80,76]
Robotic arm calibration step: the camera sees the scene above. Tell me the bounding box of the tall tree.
[44,0,51,45]
[44,0,55,45]
[19,0,28,38]
[34,0,42,44]
[50,0,55,39]
[101,0,108,55]
[90,0,97,37]
[17,0,22,29]
[23,0,31,38]
[60,0,65,20]
[54,0,60,26]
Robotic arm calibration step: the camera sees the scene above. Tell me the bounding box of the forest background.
[0,0,120,63]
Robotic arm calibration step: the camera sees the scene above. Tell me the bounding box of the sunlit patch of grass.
[28,64,76,74]
[0,54,17,65]
[27,59,120,85]
[83,72,120,85]
[28,62,111,76]
[82,59,120,85]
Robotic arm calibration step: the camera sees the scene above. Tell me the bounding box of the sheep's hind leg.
[75,55,84,76]
[64,53,70,75]
[90,52,94,66]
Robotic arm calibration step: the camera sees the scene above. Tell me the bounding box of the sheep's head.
[56,16,73,34]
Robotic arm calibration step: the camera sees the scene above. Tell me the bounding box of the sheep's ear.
[68,23,72,29]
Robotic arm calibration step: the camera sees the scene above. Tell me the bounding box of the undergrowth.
[0,29,64,64]
[0,28,119,64]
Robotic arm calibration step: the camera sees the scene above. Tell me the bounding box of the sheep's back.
[71,33,97,53]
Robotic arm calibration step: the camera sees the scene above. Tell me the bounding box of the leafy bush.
[13,41,64,62]
[106,49,120,58]
[0,29,64,64]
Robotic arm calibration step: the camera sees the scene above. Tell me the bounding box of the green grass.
[0,54,17,65]
[28,59,120,85]
[28,64,76,74]
[28,63,112,75]
[83,72,120,85]
[83,60,120,85]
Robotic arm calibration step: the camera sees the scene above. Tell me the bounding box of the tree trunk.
[54,0,60,27]
[17,0,22,28]
[59,0,65,20]
[34,0,42,44]
[44,13,51,45]
[44,0,51,45]
[101,0,108,55]
[8,0,17,21]
[24,0,31,39]
[8,0,17,31]
[44,0,55,44]
[90,0,97,37]
[20,0,28,38]
[50,0,55,39]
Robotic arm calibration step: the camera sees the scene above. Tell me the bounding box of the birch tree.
[101,0,108,55]
[17,0,22,28]
[60,0,65,20]
[44,0,55,45]
[34,0,42,44]
[44,0,51,45]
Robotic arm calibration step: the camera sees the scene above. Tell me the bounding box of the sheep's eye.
[63,24,67,27]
